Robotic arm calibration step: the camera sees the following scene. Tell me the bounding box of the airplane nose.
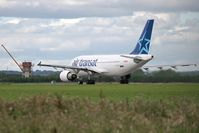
[151,55,154,59]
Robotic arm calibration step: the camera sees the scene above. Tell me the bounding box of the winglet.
[130,19,154,55]
[38,61,41,66]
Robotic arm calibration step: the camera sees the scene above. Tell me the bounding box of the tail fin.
[130,19,154,55]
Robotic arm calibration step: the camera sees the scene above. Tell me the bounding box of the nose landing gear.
[120,75,131,84]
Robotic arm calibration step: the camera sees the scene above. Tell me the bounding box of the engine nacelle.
[59,70,77,82]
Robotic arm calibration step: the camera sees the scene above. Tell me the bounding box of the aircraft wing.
[37,61,106,74]
[142,64,197,71]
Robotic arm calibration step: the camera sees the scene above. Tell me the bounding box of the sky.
[0,0,199,71]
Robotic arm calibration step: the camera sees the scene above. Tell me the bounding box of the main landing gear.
[120,75,131,84]
[86,72,96,84]
[78,80,83,85]
[78,72,96,85]
[86,80,95,84]
[77,79,95,85]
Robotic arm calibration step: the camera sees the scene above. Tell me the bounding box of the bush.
[0,95,198,133]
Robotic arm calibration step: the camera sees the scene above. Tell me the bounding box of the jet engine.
[59,70,77,82]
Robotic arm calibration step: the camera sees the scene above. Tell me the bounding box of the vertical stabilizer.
[130,19,154,55]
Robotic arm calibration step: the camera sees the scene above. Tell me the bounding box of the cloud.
[40,18,85,28]
[40,39,91,52]
[5,18,21,24]
[0,0,198,18]
[0,1,199,71]
[0,58,71,71]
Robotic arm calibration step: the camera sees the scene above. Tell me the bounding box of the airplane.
[38,19,197,84]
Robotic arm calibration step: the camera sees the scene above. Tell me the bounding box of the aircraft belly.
[99,61,137,76]
[76,59,150,78]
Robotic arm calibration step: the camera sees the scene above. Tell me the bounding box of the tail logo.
[137,32,150,54]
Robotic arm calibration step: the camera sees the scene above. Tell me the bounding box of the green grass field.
[0,83,199,101]
[0,83,199,133]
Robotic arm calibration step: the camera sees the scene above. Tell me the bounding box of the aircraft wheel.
[78,81,83,85]
[86,80,95,84]
[120,79,129,84]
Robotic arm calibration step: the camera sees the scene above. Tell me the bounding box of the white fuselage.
[69,54,153,77]
[38,19,155,83]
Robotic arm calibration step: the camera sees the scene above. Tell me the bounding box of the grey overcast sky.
[0,0,199,71]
